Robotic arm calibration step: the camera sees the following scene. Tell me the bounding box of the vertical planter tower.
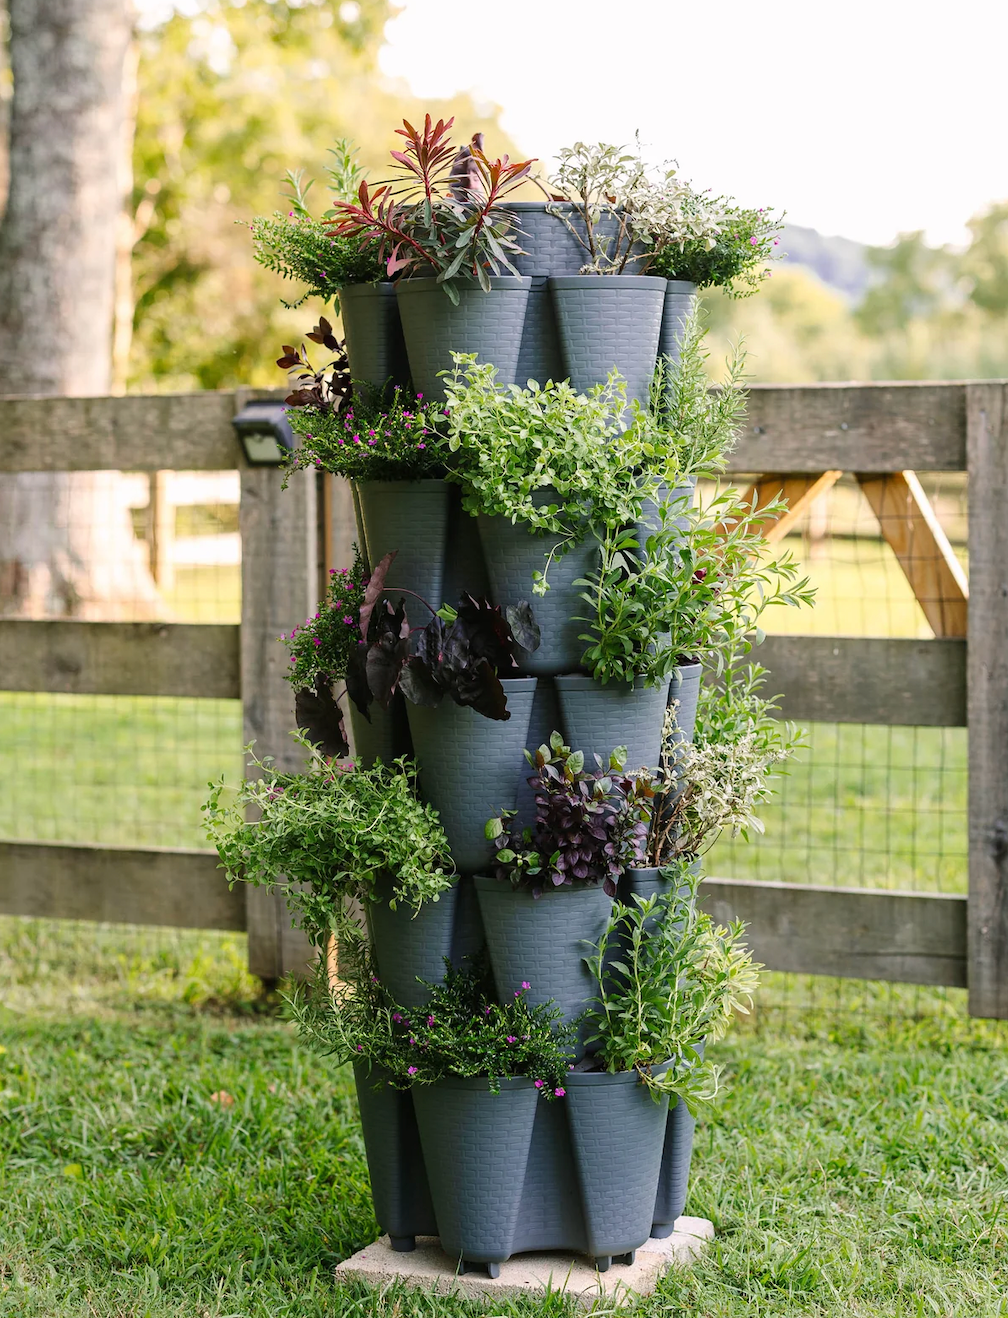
[339,203,706,1277]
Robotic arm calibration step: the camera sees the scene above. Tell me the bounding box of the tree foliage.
[128,0,519,390]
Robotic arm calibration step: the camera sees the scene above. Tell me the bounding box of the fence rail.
[1,380,1006,1015]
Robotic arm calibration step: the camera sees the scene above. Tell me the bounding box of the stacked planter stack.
[338,205,702,1276]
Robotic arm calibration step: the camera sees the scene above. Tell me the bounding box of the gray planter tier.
[353,1060,436,1251]
[503,202,646,278]
[566,1069,670,1267]
[512,676,562,833]
[634,478,696,553]
[353,478,451,610]
[365,872,458,1008]
[515,275,565,387]
[338,281,409,394]
[412,1076,539,1268]
[651,1093,699,1237]
[669,659,703,749]
[347,692,412,769]
[550,275,666,408]
[555,673,672,774]
[619,862,697,908]
[657,280,698,365]
[474,876,611,1043]
[442,488,491,602]
[476,514,601,676]
[354,1068,690,1266]
[395,276,532,403]
[405,677,537,874]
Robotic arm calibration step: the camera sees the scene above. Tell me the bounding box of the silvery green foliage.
[545,140,721,274]
[648,664,805,864]
[583,880,760,1111]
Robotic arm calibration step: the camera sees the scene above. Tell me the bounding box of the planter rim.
[353,477,449,492]
[565,1059,672,1087]
[338,280,397,295]
[549,274,666,290]
[553,673,651,692]
[624,863,694,880]
[472,874,608,896]
[498,675,539,691]
[672,659,703,675]
[395,275,532,293]
[418,1074,539,1093]
[665,279,697,293]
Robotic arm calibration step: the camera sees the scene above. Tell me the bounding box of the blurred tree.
[962,201,1008,315]
[0,0,159,619]
[854,231,962,336]
[124,0,518,391]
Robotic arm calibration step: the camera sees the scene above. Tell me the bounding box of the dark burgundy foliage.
[491,738,655,897]
[276,318,351,412]
[398,594,540,721]
[295,675,350,759]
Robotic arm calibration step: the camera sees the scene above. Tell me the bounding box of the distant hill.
[780,224,873,302]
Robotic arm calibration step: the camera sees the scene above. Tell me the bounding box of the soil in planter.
[365,872,458,1008]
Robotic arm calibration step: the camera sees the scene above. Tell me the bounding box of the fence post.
[967,382,1008,1019]
[239,458,318,982]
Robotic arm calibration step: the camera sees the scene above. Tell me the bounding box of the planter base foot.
[650,1223,676,1239]
[461,1259,500,1278]
[615,1250,636,1265]
[595,1256,612,1273]
[389,1236,416,1253]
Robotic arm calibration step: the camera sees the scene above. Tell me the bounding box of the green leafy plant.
[284,384,447,481]
[250,143,385,307]
[576,489,816,686]
[648,307,748,478]
[329,116,534,302]
[486,733,656,897]
[281,546,369,691]
[289,939,575,1097]
[441,353,663,591]
[203,744,454,947]
[544,140,720,275]
[649,201,784,296]
[583,879,760,1111]
[647,661,805,865]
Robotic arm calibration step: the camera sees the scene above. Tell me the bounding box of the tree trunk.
[0,0,160,620]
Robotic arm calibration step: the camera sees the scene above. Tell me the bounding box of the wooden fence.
[1,381,1006,1019]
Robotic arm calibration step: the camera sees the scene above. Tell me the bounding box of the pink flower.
[534,1080,544,1089]
[521,981,531,990]
[407,1066,418,1076]
[750,236,759,246]
[356,1044,363,1052]
[343,615,354,625]
[554,1087,565,1097]
[506,1036,517,1043]
[416,392,423,400]
[427,1015,435,1027]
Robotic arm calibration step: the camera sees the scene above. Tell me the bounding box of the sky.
[378,0,1008,249]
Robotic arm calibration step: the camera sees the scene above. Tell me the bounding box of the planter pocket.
[347,692,412,769]
[395,276,532,403]
[474,877,611,1042]
[412,1076,538,1267]
[550,275,666,408]
[656,280,698,364]
[365,872,458,1008]
[565,1069,670,1267]
[353,1059,436,1251]
[338,282,409,394]
[555,673,671,775]
[405,677,537,874]
[353,478,451,610]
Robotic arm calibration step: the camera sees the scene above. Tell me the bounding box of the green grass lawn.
[1,918,1005,1317]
